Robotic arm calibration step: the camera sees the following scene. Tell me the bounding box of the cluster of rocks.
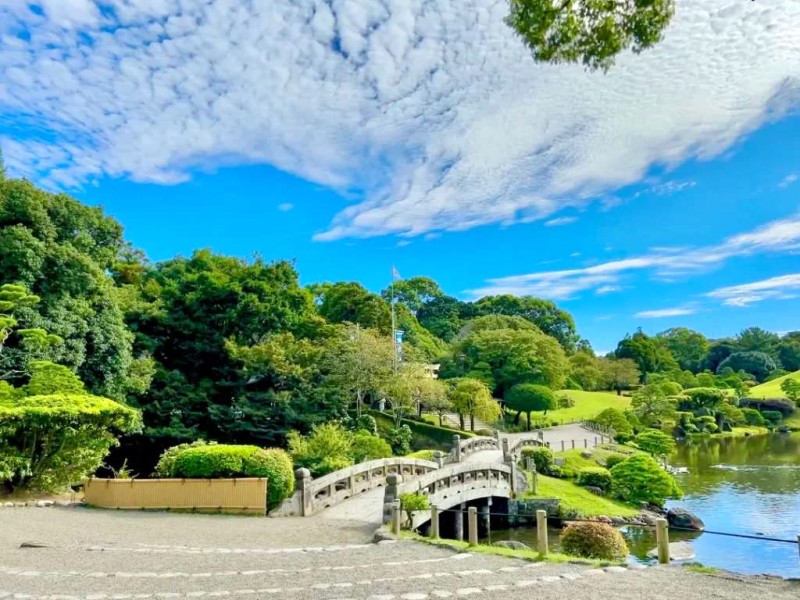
[565,508,705,531]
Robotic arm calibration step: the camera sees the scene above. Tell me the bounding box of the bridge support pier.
[455,503,465,541]
[481,501,491,537]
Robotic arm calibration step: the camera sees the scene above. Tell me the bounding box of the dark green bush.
[558,396,576,409]
[740,397,795,416]
[560,521,628,561]
[576,467,612,492]
[762,410,783,427]
[169,444,294,510]
[475,428,495,437]
[610,454,682,506]
[603,455,626,469]
[741,408,766,427]
[351,431,393,463]
[154,440,211,477]
[520,446,553,474]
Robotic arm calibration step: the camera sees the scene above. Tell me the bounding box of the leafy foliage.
[505,383,557,430]
[634,429,675,459]
[560,521,629,561]
[287,421,391,477]
[399,492,429,527]
[576,467,612,493]
[594,407,633,442]
[717,351,778,382]
[0,393,141,492]
[520,446,554,474]
[610,454,681,506]
[448,378,501,431]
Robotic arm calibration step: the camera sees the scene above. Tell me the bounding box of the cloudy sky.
[1,0,799,350]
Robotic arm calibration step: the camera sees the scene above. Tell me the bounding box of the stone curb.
[1,500,80,508]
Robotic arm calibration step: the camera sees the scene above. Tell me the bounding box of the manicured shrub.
[603,455,626,470]
[594,408,633,442]
[610,454,682,507]
[741,408,765,427]
[560,521,629,561]
[169,444,294,510]
[558,395,576,409]
[576,467,612,493]
[154,440,211,477]
[0,393,141,493]
[740,397,795,416]
[351,431,393,463]
[475,429,495,437]
[388,425,413,455]
[406,449,436,461]
[634,430,676,459]
[762,410,783,427]
[287,422,354,477]
[520,446,554,474]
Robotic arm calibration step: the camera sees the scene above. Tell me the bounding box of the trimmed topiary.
[610,454,682,506]
[169,444,294,511]
[520,446,554,474]
[603,455,626,470]
[576,467,612,493]
[560,521,629,561]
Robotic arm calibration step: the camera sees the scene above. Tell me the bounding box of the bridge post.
[391,499,402,535]
[656,518,670,564]
[383,473,403,524]
[430,505,440,539]
[452,435,462,463]
[560,440,565,452]
[504,454,519,495]
[571,440,575,449]
[468,507,478,547]
[536,510,548,556]
[584,439,588,448]
[433,451,444,468]
[501,437,510,460]
[455,503,465,541]
[295,468,312,517]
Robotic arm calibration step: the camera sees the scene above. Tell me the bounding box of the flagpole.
[390,266,397,372]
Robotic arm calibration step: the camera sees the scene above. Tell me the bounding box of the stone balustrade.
[271,457,438,517]
[502,435,547,461]
[446,434,500,463]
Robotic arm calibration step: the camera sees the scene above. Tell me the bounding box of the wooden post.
[531,470,538,495]
[430,505,440,539]
[656,518,669,564]
[536,510,548,556]
[584,439,588,448]
[571,440,575,449]
[560,440,565,451]
[468,507,478,547]
[391,499,402,535]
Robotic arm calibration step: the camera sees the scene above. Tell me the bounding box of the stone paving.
[1,508,798,600]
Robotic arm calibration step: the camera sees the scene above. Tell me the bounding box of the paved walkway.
[1,508,796,600]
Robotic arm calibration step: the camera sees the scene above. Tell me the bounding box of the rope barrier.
[431,508,799,545]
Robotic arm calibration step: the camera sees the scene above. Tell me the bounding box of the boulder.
[584,486,605,496]
[580,450,594,459]
[493,540,532,551]
[647,541,696,561]
[596,515,613,524]
[667,508,705,531]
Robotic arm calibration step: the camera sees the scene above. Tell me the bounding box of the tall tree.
[505,383,558,430]
[0,178,145,399]
[417,295,473,341]
[599,357,640,395]
[472,295,579,351]
[777,332,800,372]
[656,327,709,372]
[615,329,678,380]
[736,327,780,359]
[313,282,391,332]
[381,277,443,314]
[506,0,675,71]
[448,378,501,431]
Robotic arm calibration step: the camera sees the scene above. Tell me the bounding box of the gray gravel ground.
[1,507,797,600]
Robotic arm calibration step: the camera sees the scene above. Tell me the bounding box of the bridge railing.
[384,461,525,528]
[503,436,547,461]
[271,457,439,517]
[446,434,500,463]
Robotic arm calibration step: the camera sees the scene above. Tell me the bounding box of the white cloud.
[779,174,798,189]
[1,1,800,240]
[635,307,697,318]
[278,203,294,212]
[595,285,622,295]
[544,216,578,227]
[469,212,800,299]
[707,273,800,306]
[635,180,697,198]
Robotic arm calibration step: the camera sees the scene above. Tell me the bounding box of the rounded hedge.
[560,521,629,561]
[576,467,612,493]
[603,455,626,470]
[167,444,294,511]
[610,454,682,506]
[520,446,554,474]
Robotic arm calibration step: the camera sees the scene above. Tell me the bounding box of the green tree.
[506,0,675,72]
[780,378,800,404]
[631,383,676,426]
[453,316,569,396]
[381,277,443,314]
[678,387,726,415]
[595,407,633,442]
[416,295,472,342]
[735,327,780,358]
[314,282,391,332]
[656,328,709,372]
[568,350,604,391]
[610,454,681,506]
[448,378,501,431]
[717,351,778,382]
[472,295,579,351]
[634,430,675,462]
[598,357,640,395]
[615,330,678,381]
[0,178,144,399]
[382,362,447,426]
[505,383,558,430]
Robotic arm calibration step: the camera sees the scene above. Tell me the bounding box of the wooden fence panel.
[84,478,268,514]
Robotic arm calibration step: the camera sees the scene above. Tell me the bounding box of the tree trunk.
[526,412,531,431]
[439,413,444,427]
[512,411,521,426]
[459,414,465,430]
[470,414,475,431]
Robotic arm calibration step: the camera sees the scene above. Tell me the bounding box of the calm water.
[488,434,800,577]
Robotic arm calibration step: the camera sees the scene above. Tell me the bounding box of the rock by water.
[647,541,696,561]
[493,540,531,551]
[667,507,705,531]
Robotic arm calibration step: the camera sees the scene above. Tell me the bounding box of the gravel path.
[1,508,796,600]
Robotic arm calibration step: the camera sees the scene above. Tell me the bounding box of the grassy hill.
[551,390,632,422]
[749,371,800,398]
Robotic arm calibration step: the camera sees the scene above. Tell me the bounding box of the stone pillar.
[481,501,491,538]
[560,440,565,452]
[468,507,478,547]
[536,510,548,556]
[501,437,510,460]
[455,503,465,541]
[505,454,519,495]
[452,435,462,463]
[433,450,444,469]
[383,473,403,524]
[584,439,588,448]
[538,430,544,441]
[295,468,313,517]
[430,505,440,539]
[571,439,575,449]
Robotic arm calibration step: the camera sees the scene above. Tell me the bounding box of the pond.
[486,433,800,577]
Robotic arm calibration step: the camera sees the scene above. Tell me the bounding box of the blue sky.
[1,0,800,352]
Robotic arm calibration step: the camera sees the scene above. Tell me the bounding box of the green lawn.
[550,390,632,422]
[749,371,800,398]
[554,446,639,472]
[524,474,638,518]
